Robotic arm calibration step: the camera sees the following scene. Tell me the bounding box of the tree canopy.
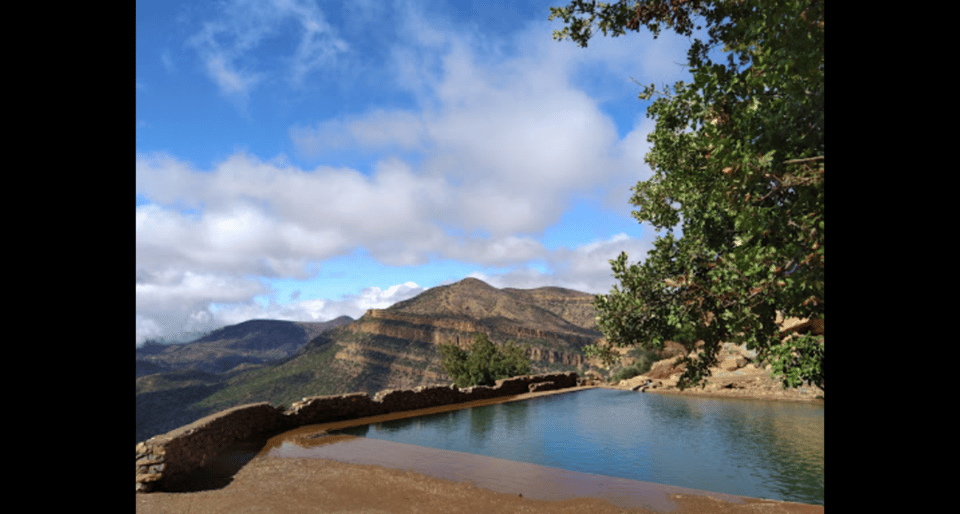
[438,333,532,388]
[549,0,823,390]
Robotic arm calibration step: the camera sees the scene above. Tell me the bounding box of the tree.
[549,0,823,391]
[439,333,532,388]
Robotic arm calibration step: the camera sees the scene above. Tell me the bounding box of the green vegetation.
[609,347,660,383]
[550,0,824,391]
[438,333,532,388]
[193,334,345,412]
[627,346,659,371]
[611,363,645,383]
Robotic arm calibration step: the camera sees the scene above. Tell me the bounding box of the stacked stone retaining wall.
[136,372,578,493]
[136,402,288,492]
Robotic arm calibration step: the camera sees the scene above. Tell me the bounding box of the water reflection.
[468,403,494,446]
[325,389,822,505]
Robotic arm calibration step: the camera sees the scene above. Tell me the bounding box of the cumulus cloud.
[473,233,656,295]
[137,2,679,342]
[135,268,272,345]
[135,279,426,346]
[290,110,427,158]
[137,147,566,277]
[289,15,638,239]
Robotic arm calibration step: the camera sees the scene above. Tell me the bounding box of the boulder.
[647,357,686,379]
[719,355,748,371]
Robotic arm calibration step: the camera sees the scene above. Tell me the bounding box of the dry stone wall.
[136,402,287,492]
[136,372,578,493]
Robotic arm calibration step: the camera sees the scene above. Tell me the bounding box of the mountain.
[346,277,602,373]
[136,316,354,377]
[183,279,607,414]
[136,316,353,442]
[136,279,608,443]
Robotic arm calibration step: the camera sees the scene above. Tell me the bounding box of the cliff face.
[328,279,602,385]
[347,313,589,368]
[502,286,599,331]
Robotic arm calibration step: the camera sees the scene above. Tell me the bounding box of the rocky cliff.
[334,278,603,379]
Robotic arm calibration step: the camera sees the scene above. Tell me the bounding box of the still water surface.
[279,388,823,505]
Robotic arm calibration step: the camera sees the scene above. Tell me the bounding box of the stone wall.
[136,372,578,493]
[136,402,288,492]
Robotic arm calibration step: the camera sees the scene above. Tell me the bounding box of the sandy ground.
[135,454,823,513]
[136,387,823,513]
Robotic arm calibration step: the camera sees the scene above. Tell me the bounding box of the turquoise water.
[331,388,824,505]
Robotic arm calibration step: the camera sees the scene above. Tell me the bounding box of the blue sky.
[136,0,698,344]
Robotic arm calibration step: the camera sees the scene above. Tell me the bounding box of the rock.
[719,355,748,371]
[528,381,555,393]
[136,455,164,466]
[647,357,686,379]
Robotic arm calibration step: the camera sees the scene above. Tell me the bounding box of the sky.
[136,0,700,345]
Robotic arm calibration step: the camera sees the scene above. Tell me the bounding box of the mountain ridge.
[136,278,606,443]
[136,316,354,377]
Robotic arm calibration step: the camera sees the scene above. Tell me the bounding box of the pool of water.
[272,388,823,506]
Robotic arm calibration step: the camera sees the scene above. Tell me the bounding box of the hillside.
[183,279,609,415]
[136,316,353,442]
[136,279,611,443]
[136,317,354,377]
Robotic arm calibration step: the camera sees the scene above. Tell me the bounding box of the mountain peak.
[452,276,493,288]
[374,276,595,332]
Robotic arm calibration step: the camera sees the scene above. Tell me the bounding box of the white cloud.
[136,270,267,306]
[349,110,427,151]
[186,0,349,102]
[472,232,656,295]
[356,281,425,310]
[138,2,682,342]
[287,12,638,239]
[135,279,426,346]
[136,315,163,344]
[444,235,548,268]
[135,267,272,345]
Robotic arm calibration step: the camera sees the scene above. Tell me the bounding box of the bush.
[611,364,645,383]
[439,333,531,388]
[611,348,658,383]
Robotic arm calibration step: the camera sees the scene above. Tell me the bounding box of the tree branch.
[782,155,824,165]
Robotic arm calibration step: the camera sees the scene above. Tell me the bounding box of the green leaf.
[551,0,823,392]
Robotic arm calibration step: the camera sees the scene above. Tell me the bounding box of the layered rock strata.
[353,310,592,368]
[136,372,578,493]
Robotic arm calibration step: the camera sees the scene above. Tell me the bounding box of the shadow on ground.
[160,438,269,492]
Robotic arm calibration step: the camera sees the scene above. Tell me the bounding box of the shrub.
[439,333,531,388]
[611,348,658,383]
[611,364,644,383]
